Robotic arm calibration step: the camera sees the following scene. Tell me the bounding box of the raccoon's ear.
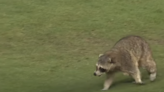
[109,58,115,63]
[99,54,103,57]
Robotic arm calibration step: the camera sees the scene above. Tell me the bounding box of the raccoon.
[94,35,157,90]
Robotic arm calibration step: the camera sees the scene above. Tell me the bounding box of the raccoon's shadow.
[111,72,150,88]
[114,78,133,84]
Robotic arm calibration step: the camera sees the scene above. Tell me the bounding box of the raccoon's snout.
[94,73,97,76]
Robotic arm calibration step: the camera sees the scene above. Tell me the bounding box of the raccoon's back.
[113,35,150,53]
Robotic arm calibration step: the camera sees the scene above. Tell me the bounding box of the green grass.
[0,0,164,92]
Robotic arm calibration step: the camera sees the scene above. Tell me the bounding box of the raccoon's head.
[94,54,116,76]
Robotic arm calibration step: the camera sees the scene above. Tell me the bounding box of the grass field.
[0,0,164,92]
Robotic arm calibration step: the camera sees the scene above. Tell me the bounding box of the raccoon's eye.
[99,67,106,72]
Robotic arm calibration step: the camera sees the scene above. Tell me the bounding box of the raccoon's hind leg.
[130,67,143,84]
[145,58,157,81]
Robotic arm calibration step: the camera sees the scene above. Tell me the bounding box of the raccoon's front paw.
[102,88,108,91]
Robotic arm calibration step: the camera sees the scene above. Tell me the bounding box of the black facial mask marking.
[99,67,106,72]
